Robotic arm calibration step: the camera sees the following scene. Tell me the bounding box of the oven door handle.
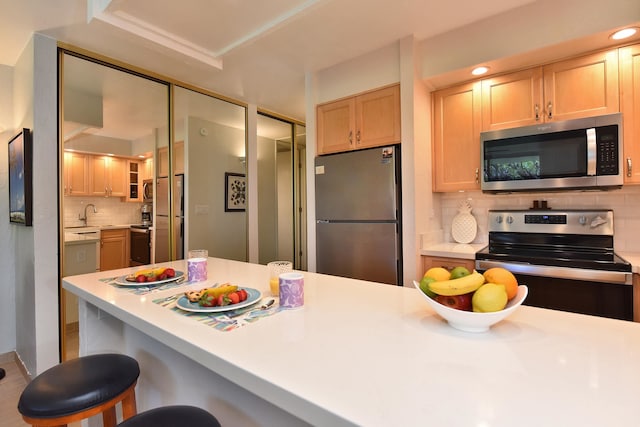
[475,260,632,285]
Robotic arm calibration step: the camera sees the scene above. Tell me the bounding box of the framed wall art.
[8,128,33,226]
[225,172,246,212]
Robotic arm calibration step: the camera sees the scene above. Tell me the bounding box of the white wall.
[11,34,59,375]
[0,65,16,354]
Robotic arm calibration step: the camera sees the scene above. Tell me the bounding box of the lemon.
[472,283,508,313]
[424,267,450,282]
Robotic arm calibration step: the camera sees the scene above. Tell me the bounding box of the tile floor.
[0,326,80,427]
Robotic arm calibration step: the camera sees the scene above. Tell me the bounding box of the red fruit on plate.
[237,289,248,302]
[435,293,473,311]
[146,275,157,282]
[216,294,229,306]
[135,275,147,283]
[164,268,175,278]
[227,292,240,305]
[158,273,168,280]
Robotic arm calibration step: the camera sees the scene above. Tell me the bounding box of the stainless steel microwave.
[480,113,623,193]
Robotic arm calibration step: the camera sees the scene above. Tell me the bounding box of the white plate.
[114,270,184,287]
[175,287,261,313]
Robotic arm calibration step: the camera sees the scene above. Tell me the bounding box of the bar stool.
[18,353,140,427]
[117,406,221,427]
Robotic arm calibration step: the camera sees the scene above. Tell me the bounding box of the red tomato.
[237,289,248,302]
[164,268,176,278]
[135,275,147,283]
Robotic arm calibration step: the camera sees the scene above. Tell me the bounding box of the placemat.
[99,276,190,295]
[152,293,281,332]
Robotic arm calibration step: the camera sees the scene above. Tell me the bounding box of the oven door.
[476,260,633,321]
[130,228,151,266]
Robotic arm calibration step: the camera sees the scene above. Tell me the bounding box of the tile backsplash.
[440,186,640,253]
[64,197,143,228]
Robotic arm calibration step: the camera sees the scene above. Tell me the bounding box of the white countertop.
[62,258,640,427]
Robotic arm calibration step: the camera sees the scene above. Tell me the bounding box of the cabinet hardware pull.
[475,168,479,184]
[356,130,361,144]
[349,131,353,145]
[627,158,632,177]
[534,104,540,121]
[547,102,553,119]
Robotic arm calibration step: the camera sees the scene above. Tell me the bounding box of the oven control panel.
[488,210,614,235]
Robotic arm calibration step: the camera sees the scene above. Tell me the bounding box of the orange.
[482,267,518,300]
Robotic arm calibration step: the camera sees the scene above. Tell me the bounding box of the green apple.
[419,276,437,298]
[449,266,471,280]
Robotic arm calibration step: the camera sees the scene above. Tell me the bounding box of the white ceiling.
[1,0,539,123]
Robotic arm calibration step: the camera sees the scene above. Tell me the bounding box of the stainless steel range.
[475,209,633,320]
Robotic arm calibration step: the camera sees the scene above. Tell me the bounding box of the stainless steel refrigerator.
[315,146,402,285]
[155,174,184,263]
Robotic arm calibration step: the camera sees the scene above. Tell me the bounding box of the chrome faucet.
[79,204,97,226]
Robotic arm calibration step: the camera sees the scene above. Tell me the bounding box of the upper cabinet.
[90,156,127,197]
[620,44,640,184]
[481,49,619,131]
[158,141,184,177]
[317,84,400,155]
[63,152,90,196]
[432,81,482,192]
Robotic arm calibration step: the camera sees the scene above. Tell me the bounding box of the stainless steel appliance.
[315,146,402,285]
[480,113,623,193]
[141,203,152,226]
[154,174,184,263]
[475,209,633,320]
[130,225,151,266]
[142,179,153,203]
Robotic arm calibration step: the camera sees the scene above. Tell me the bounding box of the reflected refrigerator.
[155,174,184,263]
[315,145,402,285]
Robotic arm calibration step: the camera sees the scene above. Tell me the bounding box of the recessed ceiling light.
[610,27,638,40]
[472,66,489,76]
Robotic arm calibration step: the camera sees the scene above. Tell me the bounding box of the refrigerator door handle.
[317,220,330,224]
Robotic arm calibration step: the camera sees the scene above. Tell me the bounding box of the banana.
[427,270,485,296]
[201,284,238,299]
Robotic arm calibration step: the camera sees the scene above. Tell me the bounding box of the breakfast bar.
[62,257,640,426]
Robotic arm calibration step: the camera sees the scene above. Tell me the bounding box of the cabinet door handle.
[627,157,633,177]
[349,130,353,145]
[475,168,479,184]
[356,130,361,144]
[547,102,553,119]
[534,104,540,121]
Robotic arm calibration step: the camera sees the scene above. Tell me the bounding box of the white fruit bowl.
[412,281,528,333]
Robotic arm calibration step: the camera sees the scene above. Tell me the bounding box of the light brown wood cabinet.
[432,81,482,192]
[422,256,476,275]
[317,84,400,155]
[125,160,141,202]
[90,156,127,197]
[157,141,184,177]
[100,228,129,271]
[481,49,619,131]
[620,43,640,185]
[63,152,90,196]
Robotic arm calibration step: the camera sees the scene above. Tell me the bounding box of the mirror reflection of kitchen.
[61,52,170,360]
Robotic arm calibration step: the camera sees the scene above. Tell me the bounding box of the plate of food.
[114,267,184,286]
[176,284,261,313]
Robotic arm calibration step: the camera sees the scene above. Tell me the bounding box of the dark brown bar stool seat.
[117,405,221,427]
[18,353,140,427]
